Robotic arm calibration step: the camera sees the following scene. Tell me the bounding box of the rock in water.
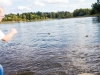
[85,35,88,37]
[48,33,50,35]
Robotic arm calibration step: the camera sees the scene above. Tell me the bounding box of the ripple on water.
[1,17,100,75]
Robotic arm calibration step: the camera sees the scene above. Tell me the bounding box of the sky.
[0,0,97,15]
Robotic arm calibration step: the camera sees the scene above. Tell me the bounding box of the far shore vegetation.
[1,0,100,23]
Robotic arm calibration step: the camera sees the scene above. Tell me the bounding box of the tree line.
[91,0,100,14]
[2,0,98,22]
[2,11,73,22]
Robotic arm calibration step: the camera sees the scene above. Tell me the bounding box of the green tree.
[91,0,100,14]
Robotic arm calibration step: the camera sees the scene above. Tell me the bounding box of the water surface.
[0,17,100,75]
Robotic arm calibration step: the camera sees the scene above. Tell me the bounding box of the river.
[0,17,100,75]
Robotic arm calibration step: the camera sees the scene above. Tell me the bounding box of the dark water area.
[0,17,100,75]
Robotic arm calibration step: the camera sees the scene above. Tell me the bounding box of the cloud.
[56,2,91,9]
[33,0,45,6]
[42,0,69,4]
[75,0,84,2]
[57,4,78,8]
[11,5,31,14]
[18,6,31,10]
[0,0,12,6]
[14,0,32,1]
[33,0,69,6]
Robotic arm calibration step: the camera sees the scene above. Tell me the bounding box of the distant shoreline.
[0,15,97,24]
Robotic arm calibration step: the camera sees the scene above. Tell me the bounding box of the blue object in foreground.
[0,65,3,75]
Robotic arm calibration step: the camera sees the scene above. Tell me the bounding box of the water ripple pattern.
[0,17,100,75]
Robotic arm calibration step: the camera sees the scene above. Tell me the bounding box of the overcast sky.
[0,0,97,14]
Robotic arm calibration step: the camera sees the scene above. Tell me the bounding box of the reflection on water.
[92,16,100,23]
[0,17,100,75]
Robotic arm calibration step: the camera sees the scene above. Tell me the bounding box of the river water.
[0,17,100,75]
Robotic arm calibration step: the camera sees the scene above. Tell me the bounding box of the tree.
[2,10,74,22]
[73,8,91,17]
[91,0,100,14]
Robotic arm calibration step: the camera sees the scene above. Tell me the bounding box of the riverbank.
[0,18,53,24]
[0,15,98,24]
